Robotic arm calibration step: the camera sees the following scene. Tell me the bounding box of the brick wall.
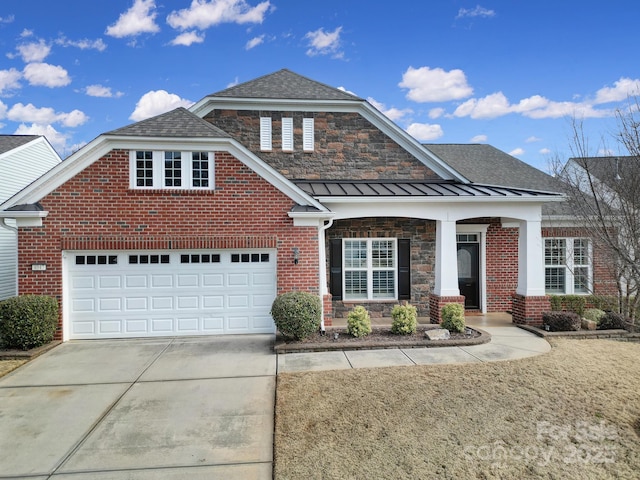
[485,219,519,311]
[429,294,465,324]
[512,294,550,326]
[204,109,440,181]
[17,149,320,338]
[326,217,435,318]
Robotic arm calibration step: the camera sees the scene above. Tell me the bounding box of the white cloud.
[7,103,88,127]
[338,86,358,96]
[598,148,615,156]
[539,148,551,155]
[428,107,445,119]
[509,148,525,156]
[167,0,271,30]
[245,35,264,50]
[129,90,193,121]
[85,84,124,98]
[23,63,71,87]
[14,123,68,151]
[20,29,33,38]
[305,26,343,57]
[456,5,496,19]
[470,134,487,143]
[55,37,107,51]
[367,97,412,122]
[0,15,15,24]
[105,0,160,38]
[594,77,640,104]
[526,136,542,143]
[0,101,7,119]
[453,92,510,119]
[0,68,22,94]
[169,31,205,46]
[16,39,51,62]
[406,122,444,141]
[399,66,473,102]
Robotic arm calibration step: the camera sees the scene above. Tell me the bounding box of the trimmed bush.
[0,295,58,350]
[270,291,321,340]
[583,308,606,324]
[542,311,581,332]
[440,303,465,333]
[391,303,417,335]
[549,295,586,316]
[347,306,372,338]
[598,311,627,330]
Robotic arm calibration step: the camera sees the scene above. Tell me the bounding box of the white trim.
[342,238,398,301]
[129,150,215,190]
[457,224,489,313]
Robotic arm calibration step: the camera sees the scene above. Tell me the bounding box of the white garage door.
[65,250,277,339]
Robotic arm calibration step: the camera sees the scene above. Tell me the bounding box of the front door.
[457,242,480,309]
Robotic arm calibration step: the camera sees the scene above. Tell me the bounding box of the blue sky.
[0,1,639,172]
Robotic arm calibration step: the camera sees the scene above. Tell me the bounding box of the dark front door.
[457,243,480,309]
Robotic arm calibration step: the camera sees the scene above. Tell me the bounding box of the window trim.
[130,151,214,190]
[342,238,398,301]
[544,237,592,295]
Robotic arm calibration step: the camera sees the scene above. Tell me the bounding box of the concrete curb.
[517,324,640,341]
[0,340,62,360]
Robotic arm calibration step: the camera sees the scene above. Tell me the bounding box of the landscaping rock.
[425,328,451,340]
[581,318,597,331]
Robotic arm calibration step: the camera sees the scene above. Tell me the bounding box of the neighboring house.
[0,135,61,300]
[1,69,611,341]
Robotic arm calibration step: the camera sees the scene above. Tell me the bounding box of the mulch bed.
[274,325,488,353]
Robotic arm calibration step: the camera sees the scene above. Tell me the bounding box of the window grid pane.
[372,270,395,298]
[545,239,566,266]
[545,267,566,293]
[164,151,182,187]
[573,239,589,265]
[192,152,209,188]
[574,266,589,293]
[372,240,395,268]
[344,240,367,268]
[135,151,153,187]
[345,271,367,299]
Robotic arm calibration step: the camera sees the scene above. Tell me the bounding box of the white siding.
[0,225,17,300]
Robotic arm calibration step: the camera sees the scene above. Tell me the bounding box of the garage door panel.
[66,250,277,339]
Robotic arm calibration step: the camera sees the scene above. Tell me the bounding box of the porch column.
[430,220,464,323]
[513,219,550,325]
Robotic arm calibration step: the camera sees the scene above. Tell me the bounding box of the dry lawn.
[275,339,640,479]
[0,359,26,378]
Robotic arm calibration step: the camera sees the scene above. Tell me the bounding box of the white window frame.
[303,117,314,152]
[281,117,293,151]
[544,237,592,295]
[343,238,397,301]
[130,151,215,190]
[260,117,272,151]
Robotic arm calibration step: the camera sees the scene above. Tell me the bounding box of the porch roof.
[294,180,563,200]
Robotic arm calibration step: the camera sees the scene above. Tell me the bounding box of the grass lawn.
[274,339,640,479]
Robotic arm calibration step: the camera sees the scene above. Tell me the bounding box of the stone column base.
[512,294,550,326]
[429,294,465,324]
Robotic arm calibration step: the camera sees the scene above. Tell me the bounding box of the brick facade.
[17,149,320,339]
[512,294,551,326]
[204,110,439,181]
[428,294,466,324]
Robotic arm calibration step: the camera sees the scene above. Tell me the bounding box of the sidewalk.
[277,313,551,373]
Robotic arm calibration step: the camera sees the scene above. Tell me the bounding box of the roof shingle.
[0,135,40,156]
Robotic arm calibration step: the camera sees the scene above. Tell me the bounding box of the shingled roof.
[0,135,40,155]
[105,107,230,138]
[424,144,562,192]
[209,69,363,101]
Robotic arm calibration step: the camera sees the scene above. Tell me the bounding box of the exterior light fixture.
[292,247,300,264]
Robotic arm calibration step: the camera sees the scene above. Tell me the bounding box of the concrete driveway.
[0,335,276,479]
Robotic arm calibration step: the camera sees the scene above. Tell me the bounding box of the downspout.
[0,217,18,233]
[318,217,335,333]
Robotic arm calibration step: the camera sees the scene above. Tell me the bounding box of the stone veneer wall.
[326,217,436,319]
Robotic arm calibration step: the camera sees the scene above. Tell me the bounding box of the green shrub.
[598,311,627,330]
[549,295,587,316]
[347,306,372,338]
[549,295,563,311]
[587,295,618,312]
[583,308,606,324]
[542,311,581,332]
[0,295,58,350]
[391,303,417,335]
[440,303,465,333]
[270,291,321,340]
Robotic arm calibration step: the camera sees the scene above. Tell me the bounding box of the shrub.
[0,295,58,350]
[270,291,321,340]
[391,303,417,335]
[440,303,465,333]
[542,311,581,332]
[347,306,372,338]
[587,295,618,312]
[549,295,563,312]
[583,308,606,324]
[598,311,627,330]
[549,295,586,316]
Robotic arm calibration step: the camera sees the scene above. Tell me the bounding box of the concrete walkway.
[277,313,551,373]
[0,335,276,479]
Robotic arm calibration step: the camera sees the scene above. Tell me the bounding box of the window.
[282,117,293,151]
[303,118,314,151]
[75,255,117,265]
[260,117,272,150]
[128,254,170,265]
[343,239,397,300]
[130,151,214,190]
[231,253,270,263]
[544,238,591,294]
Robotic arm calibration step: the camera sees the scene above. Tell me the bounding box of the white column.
[516,219,546,296]
[434,220,460,296]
